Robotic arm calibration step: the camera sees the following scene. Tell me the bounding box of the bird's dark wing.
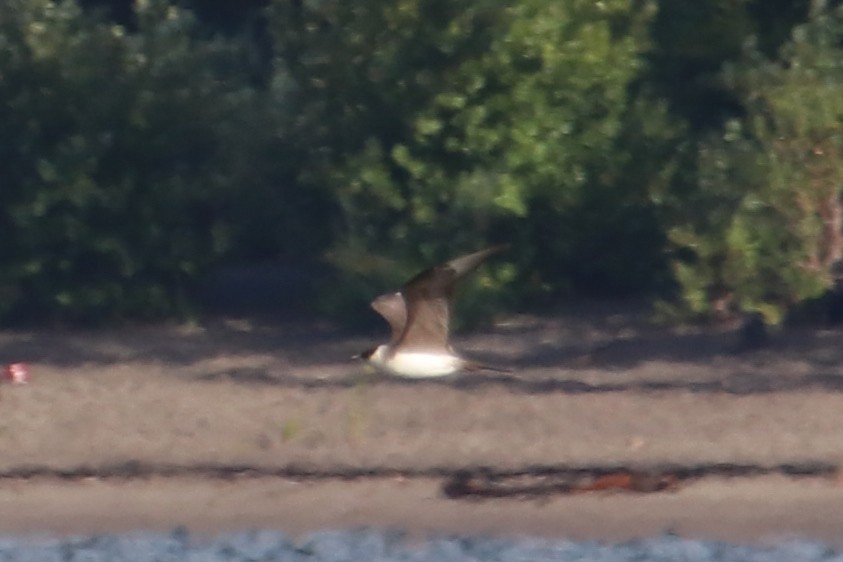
[370,292,407,345]
[397,245,509,351]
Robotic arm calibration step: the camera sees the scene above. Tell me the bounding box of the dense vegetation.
[1,0,842,324]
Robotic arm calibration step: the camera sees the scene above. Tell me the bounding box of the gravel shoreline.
[3,475,843,545]
[3,308,843,554]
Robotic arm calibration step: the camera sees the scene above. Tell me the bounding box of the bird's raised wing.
[397,245,509,351]
[370,291,407,345]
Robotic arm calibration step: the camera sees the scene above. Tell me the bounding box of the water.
[2,529,842,562]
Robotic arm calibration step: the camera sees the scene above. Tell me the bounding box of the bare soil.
[2,300,843,543]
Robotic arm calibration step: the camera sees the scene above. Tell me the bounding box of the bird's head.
[353,345,386,364]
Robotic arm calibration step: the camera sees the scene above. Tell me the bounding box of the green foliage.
[666,6,843,323]
[0,0,270,322]
[647,0,816,131]
[270,0,675,314]
[2,0,832,325]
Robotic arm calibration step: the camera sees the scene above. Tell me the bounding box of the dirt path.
[2,303,843,541]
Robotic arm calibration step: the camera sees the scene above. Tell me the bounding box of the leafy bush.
[665,6,843,323]
[0,0,265,322]
[269,0,676,314]
[13,0,834,326]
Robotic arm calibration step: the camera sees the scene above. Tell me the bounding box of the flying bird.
[358,245,509,377]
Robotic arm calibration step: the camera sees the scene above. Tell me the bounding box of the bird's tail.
[463,360,512,374]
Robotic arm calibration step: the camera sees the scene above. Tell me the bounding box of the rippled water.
[2,529,842,562]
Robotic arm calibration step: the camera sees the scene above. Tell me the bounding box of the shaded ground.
[2,300,843,542]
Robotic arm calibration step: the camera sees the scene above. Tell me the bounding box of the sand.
[2,300,843,543]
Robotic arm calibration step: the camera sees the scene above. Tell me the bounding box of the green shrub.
[269,0,675,314]
[0,0,262,322]
[665,6,843,323]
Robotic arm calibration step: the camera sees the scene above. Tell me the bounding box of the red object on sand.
[4,363,30,384]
